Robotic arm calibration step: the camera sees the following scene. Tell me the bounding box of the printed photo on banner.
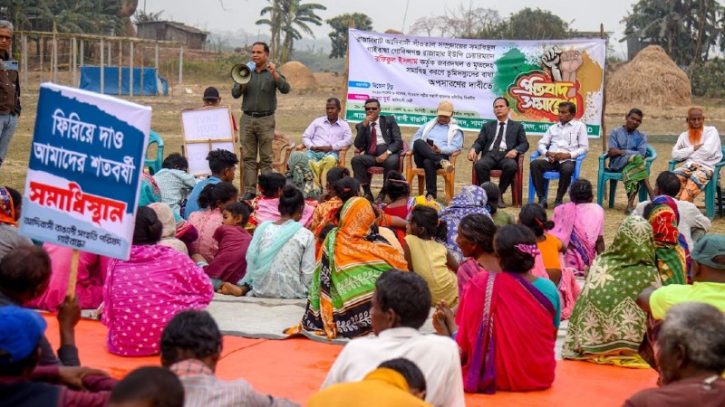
[19,83,151,260]
[346,29,606,137]
[181,106,235,176]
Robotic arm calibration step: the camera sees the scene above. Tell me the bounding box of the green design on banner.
[346,110,600,137]
[492,48,542,105]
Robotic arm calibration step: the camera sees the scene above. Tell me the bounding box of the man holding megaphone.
[232,42,290,201]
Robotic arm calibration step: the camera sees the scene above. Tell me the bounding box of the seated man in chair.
[301,97,353,188]
[410,101,464,200]
[531,101,588,208]
[352,98,404,202]
[468,97,528,208]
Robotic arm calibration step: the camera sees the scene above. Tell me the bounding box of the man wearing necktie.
[352,98,404,201]
[469,98,529,208]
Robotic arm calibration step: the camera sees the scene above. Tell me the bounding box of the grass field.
[2,72,724,244]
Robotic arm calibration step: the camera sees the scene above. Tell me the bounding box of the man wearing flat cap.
[637,234,725,318]
[410,101,464,200]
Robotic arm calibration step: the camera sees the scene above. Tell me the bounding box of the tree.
[256,0,284,60]
[501,8,570,40]
[327,12,372,59]
[623,0,724,65]
[410,6,502,38]
[133,10,164,24]
[279,0,326,63]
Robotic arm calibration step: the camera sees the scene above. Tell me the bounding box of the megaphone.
[231,64,252,84]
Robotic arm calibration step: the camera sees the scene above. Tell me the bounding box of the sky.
[141,0,638,56]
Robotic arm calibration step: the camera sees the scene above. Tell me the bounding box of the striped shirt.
[170,359,299,407]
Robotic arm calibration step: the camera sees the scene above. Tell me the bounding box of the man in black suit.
[352,98,404,201]
[468,97,529,208]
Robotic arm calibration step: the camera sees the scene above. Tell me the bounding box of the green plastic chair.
[597,145,657,208]
[144,130,164,175]
[668,146,725,219]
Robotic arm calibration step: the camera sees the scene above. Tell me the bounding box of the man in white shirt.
[671,107,722,202]
[301,98,353,188]
[321,270,464,407]
[633,171,711,249]
[532,101,589,208]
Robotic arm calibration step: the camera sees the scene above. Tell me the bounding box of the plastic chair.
[405,149,461,205]
[668,146,725,219]
[597,145,657,208]
[144,130,164,175]
[354,141,408,190]
[527,151,587,203]
[238,131,296,181]
[472,153,525,207]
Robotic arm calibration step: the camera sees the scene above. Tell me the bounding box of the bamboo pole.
[21,34,27,90]
[130,41,134,97]
[100,38,105,94]
[600,24,608,153]
[66,250,80,300]
[71,37,77,87]
[340,21,355,119]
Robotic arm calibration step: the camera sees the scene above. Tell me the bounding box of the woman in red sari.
[435,224,560,394]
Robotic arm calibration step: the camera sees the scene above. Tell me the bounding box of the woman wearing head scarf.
[287,197,408,340]
[286,151,321,200]
[645,196,689,285]
[0,186,32,261]
[438,185,491,263]
[148,202,189,255]
[102,207,214,357]
[562,216,660,367]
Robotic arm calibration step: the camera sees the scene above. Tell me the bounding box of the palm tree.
[256,0,284,61]
[279,0,326,63]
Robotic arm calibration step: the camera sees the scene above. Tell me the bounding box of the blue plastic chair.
[597,145,657,208]
[668,146,725,219]
[528,151,587,203]
[144,130,164,175]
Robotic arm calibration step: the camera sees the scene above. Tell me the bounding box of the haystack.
[279,61,318,90]
[607,45,691,108]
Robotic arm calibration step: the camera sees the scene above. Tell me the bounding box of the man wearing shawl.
[287,197,407,340]
[562,216,661,367]
[301,98,353,188]
[437,185,491,263]
[607,108,655,213]
[671,107,722,202]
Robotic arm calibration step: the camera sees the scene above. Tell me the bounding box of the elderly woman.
[645,196,689,285]
[438,185,491,263]
[562,216,660,367]
[103,207,214,357]
[287,196,408,340]
[149,202,189,255]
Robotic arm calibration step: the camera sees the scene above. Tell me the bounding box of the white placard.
[181,106,235,176]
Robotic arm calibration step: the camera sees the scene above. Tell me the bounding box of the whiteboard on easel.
[181,106,236,176]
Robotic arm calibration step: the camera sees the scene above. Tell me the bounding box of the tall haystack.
[279,61,318,90]
[608,45,691,108]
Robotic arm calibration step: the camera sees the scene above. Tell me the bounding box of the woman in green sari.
[562,216,661,367]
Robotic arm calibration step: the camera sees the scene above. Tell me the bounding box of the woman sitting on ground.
[287,196,408,340]
[434,224,560,393]
[309,167,350,234]
[188,182,238,263]
[103,207,214,357]
[249,173,314,228]
[404,206,459,306]
[550,179,605,275]
[438,185,491,263]
[644,196,689,285]
[0,186,33,261]
[481,182,514,227]
[218,186,316,299]
[193,202,253,291]
[149,202,189,255]
[562,216,659,367]
[455,213,498,296]
[377,171,412,244]
[286,151,321,200]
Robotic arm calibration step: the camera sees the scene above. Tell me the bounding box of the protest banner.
[181,106,235,176]
[20,83,151,264]
[346,29,606,137]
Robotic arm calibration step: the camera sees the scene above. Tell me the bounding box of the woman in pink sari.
[435,224,560,393]
[551,179,605,273]
[188,182,238,263]
[28,244,109,312]
[103,207,214,357]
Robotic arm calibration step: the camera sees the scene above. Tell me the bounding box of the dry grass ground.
[2,72,724,245]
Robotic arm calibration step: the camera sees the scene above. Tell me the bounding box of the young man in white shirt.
[671,107,722,202]
[321,270,465,407]
[531,101,589,208]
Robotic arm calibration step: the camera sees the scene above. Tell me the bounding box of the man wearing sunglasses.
[0,20,20,171]
[352,98,404,202]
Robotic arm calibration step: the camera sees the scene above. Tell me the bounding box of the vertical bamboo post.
[178,45,184,95]
[118,40,122,95]
[39,38,43,83]
[52,35,58,83]
[71,37,77,87]
[140,44,145,96]
[100,38,105,94]
[600,24,608,153]
[66,250,80,300]
[130,41,134,97]
[340,21,355,119]
[80,40,84,66]
[21,34,27,90]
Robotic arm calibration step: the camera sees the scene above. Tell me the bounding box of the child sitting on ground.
[152,153,199,216]
[481,182,514,227]
[309,167,350,233]
[188,182,239,263]
[249,173,314,228]
[193,202,253,290]
[519,203,565,285]
[404,206,459,307]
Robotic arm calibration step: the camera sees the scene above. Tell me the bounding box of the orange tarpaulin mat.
[43,316,657,406]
